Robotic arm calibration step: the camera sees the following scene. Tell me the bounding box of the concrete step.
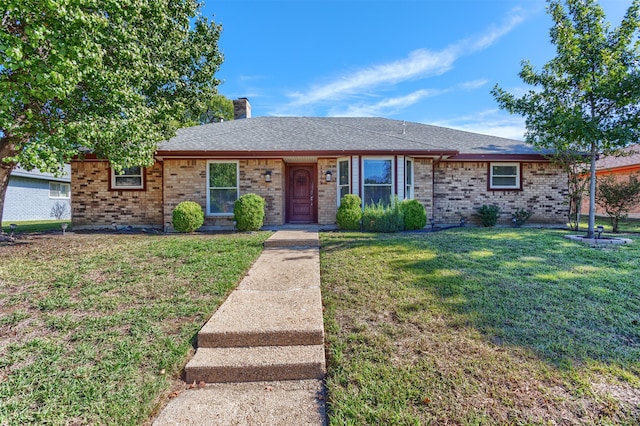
[264,230,320,248]
[185,345,326,383]
[198,288,324,348]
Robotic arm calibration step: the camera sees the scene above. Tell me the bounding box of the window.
[405,158,414,199]
[363,158,393,206]
[112,166,143,189]
[50,182,70,199]
[489,163,521,190]
[207,161,239,215]
[337,158,350,205]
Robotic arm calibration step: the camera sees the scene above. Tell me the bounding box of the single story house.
[71,100,568,230]
[3,164,72,223]
[581,144,640,217]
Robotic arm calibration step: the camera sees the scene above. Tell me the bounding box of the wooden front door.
[287,165,316,223]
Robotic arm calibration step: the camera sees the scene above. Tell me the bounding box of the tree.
[549,151,590,230]
[596,174,640,232]
[492,0,640,238]
[188,94,235,125]
[1,1,224,221]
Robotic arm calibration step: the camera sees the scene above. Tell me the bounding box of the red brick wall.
[71,160,164,228]
[434,161,567,225]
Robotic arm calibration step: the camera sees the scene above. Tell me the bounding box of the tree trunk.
[0,136,20,224]
[587,141,597,239]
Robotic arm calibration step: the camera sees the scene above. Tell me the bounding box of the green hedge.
[172,201,204,232]
[336,194,363,230]
[234,193,265,231]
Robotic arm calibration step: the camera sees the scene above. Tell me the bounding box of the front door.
[287,165,316,223]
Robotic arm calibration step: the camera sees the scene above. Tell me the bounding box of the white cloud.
[287,49,456,107]
[429,109,526,140]
[329,89,444,117]
[280,9,526,112]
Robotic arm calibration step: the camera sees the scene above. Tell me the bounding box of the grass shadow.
[322,229,640,371]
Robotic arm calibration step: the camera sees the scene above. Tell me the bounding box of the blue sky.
[201,0,630,140]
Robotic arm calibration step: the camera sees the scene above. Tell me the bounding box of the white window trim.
[405,157,414,200]
[111,167,144,189]
[336,157,351,206]
[489,162,521,190]
[49,182,70,199]
[206,160,240,216]
[361,156,395,207]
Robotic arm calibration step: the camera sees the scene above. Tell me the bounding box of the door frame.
[285,163,318,224]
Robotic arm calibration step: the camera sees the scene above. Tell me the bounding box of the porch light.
[325,170,332,182]
[264,171,272,183]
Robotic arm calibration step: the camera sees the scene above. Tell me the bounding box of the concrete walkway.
[153,230,326,425]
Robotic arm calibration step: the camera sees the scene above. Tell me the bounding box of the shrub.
[172,201,204,232]
[362,199,404,233]
[401,199,427,230]
[476,204,500,227]
[234,193,265,231]
[336,194,363,230]
[596,174,640,233]
[511,208,533,227]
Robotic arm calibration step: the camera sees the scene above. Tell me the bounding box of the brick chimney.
[233,98,251,119]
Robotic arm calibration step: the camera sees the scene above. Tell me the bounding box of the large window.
[337,158,350,205]
[111,166,143,189]
[207,161,239,215]
[489,162,521,190]
[49,182,70,199]
[363,158,393,206]
[405,158,414,199]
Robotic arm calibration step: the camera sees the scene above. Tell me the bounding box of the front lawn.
[321,228,640,424]
[1,220,71,234]
[0,232,270,425]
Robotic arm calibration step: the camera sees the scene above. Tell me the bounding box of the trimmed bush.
[511,208,533,227]
[172,201,204,233]
[362,199,404,233]
[336,194,363,230]
[476,204,501,227]
[401,199,427,230]
[234,193,265,231]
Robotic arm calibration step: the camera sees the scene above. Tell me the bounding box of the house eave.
[154,149,459,159]
[447,153,550,162]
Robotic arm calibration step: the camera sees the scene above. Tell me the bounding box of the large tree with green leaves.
[1,0,223,221]
[492,0,640,238]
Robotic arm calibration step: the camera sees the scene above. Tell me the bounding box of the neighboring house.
[582,144,640,217]
[2,164,72,222]
[71,99,568,230]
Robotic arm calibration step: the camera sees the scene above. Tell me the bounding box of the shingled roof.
[596,144,640,170]
[157,117,542,158]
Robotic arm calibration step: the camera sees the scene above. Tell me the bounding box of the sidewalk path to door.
[153,230,327,425]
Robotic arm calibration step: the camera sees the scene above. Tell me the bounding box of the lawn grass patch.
[321,228,640,424]
[577,215,640,233]
[0,232,270,425]
[1,220,71,234]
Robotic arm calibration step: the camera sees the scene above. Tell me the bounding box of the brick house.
[581,144,640,217]
[71,99,568,230]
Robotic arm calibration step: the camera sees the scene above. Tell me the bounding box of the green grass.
[577,215,640,233]
[1,220,71,234]
[320,228,640,424]
[0,232,270,425]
